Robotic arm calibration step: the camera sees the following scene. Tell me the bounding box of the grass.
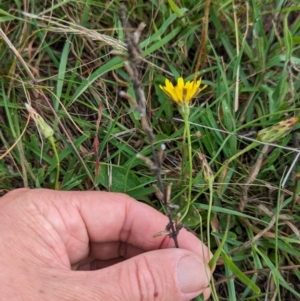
[1,0,300,300]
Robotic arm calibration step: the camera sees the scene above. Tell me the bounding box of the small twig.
[228,213,276,256]
[0,29,37,84]
[193,0,211,80]
[119,4,180,247]
[93,102,103,177]
[240,144,269,212]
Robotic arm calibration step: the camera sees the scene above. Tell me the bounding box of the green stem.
[207,181,213,251]
[214,141,259,180]
[181,111,193,220]
[49,136,60,190]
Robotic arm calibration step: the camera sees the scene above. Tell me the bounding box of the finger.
[87,225,208,261]
[201,287,212,301]
[45,248,212,301]
[10,189,211,264]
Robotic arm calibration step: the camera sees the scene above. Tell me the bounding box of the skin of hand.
[0,188,212,301]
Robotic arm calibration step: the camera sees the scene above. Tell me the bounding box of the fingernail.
[177,255,210,294]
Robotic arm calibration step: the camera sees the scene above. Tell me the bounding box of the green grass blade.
[221,250,260,294]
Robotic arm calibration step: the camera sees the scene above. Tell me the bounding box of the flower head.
[257,116,300,143]
[25,103,54,139]
[159,77,207,106]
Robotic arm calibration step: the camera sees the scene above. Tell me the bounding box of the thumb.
[67,248,212,301]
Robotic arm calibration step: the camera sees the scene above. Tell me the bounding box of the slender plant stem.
[49,137,60,190]
[214,141,259,180]
[207,181,213,251]
[181,111,193,220]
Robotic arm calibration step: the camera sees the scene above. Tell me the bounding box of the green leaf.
[71,56,123,104]
[221,250,260,294]
[0,9,22,22]
[181,204,200,227]
[167,0,184,17]
[284,12,293,59]
[209,217,230,269]
[96,163,150,202]
[56,39,71,110]
[172,196,200,226]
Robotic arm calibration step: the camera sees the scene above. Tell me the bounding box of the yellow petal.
[159,76,207,106]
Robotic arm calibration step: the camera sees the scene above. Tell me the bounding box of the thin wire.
[173,117,300,154]
[281,152,300,188]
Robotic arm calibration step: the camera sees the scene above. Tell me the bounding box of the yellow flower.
[159,77,207,106]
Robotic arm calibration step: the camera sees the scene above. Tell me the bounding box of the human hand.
[0,189,212,301]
